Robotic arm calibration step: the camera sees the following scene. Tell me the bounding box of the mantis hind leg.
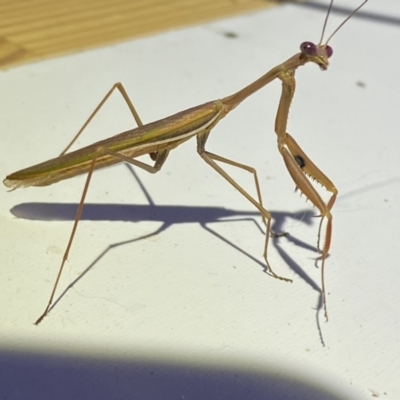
[60,82,144,156]
[34,145,171,325]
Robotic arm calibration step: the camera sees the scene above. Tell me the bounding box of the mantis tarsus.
[4,0,367,325]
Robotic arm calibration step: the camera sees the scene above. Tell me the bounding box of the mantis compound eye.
[325,45,333,58]
[300,41,317,56]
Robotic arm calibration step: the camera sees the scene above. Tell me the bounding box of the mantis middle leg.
[197,131,292,282]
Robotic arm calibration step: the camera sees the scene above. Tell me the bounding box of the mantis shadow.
[10,165,324,327]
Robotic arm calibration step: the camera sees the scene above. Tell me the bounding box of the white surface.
[1,1,399,399]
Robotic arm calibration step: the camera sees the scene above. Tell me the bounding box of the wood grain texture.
[0,0,277,68]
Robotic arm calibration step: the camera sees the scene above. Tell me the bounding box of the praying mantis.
[3,0,367,325]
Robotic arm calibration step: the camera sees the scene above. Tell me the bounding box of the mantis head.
[302,0,367,71]
[299,42,332,71]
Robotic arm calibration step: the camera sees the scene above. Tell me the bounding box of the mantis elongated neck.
[222,52,305,111]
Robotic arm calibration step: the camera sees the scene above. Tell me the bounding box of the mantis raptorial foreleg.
[275,70,338,319]
[284,133,337,249]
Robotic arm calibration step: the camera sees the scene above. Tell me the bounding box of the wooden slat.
[0,0,277,69]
